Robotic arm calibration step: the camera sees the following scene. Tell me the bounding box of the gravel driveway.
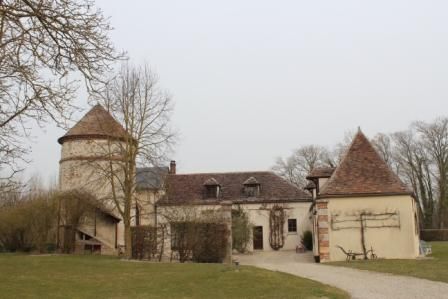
[237,251,448,299]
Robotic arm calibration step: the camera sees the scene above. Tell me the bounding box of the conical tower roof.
[319,130,411,198]
[58,104,128,144]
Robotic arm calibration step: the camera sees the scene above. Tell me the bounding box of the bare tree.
[332,130,355,163]
[415,118,448,228]
[387,130,434,228]
[372,133,394,169]
[0,0,121,187]
[272,145,333,188]
[92,63,174,257]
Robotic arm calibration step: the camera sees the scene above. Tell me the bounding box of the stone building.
[58,105,420,261]
[58,104,129,254]
[157,168,312,254]
[307,130,420,262]
[58,104,171,255]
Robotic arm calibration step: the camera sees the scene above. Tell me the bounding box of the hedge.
[420,229,448,241]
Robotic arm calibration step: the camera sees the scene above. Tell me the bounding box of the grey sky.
[26,0,448,182]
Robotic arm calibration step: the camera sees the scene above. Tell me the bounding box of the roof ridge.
[170,170,273,176]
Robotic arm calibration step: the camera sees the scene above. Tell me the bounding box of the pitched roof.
[306,167,336,179]
[136,167,169,190]
[159,171,311,205]
[58,104,128,144]
[319,130,412,198]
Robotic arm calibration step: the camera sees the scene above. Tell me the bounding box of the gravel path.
[237,251,448,299]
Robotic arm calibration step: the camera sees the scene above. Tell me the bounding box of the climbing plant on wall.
[269,205,286,250]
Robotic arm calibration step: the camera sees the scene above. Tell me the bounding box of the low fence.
[420,229,448,241]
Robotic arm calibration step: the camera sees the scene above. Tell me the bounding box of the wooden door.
[253,226,263,250]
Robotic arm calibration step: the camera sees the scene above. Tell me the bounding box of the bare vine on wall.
[269,205,287,250]
[331,210,400,259]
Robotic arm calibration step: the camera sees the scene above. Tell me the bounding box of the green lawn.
[0,254,348,299]
[330,242,448,283]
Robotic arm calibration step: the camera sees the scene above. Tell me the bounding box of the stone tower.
[58,104,128,253]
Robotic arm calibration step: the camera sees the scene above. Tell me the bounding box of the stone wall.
[316,201,330,262]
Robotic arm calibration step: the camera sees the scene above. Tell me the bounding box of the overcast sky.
[26,0,448,182]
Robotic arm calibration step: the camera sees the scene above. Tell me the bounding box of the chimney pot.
[169,160,176,174]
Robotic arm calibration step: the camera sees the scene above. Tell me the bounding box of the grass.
[0,254,348,299]
[330,241,448,283]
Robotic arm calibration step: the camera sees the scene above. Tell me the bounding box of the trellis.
[269,205,286,250]
[331,210,400,259]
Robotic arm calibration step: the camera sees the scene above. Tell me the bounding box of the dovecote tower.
[58,104,128,252]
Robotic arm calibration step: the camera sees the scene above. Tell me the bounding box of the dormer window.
[243,177,260,197]
[203,178,220,199]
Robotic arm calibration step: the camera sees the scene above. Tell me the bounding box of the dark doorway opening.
[253,226,263,250]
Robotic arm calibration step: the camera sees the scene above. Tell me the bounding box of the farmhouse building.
[57,105,420,261]
[157,168,312,252]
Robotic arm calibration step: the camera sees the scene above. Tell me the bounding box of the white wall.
[327,195,420,261]
[238,202,312,251]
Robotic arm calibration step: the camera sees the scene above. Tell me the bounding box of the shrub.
[0,196,56,253]
[131,226,158,260]
[301,230,313,250]
[171,222,229,263]
[231,207,252,253]
[421,229,448,241]
[192,223,229,263]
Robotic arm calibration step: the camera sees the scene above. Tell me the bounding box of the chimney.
[169,160,176,174]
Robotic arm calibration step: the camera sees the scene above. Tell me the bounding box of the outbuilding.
[308,130,420,262]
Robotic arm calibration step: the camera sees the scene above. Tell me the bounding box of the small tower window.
[203,178,220,199]
[243,177,260,197]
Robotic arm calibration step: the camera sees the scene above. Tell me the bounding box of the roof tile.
[58,104,128,144]
[319,130,411,197]
[160,171,311,204]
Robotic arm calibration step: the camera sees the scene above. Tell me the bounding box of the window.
[288,219,297,233]
[243,184,259,197]
[242,177,260,197]
[203,178,220,199]
[205,185,219,199]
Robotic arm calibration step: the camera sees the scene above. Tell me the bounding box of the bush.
[301,230,313,250]
[0,198,56,252]
[131,226,158,260]
[421,229,448,241]
[192,223,229,263]
[231,207,252,253]
[171,222,229,263]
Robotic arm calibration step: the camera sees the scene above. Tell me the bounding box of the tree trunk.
[124,218,132,258]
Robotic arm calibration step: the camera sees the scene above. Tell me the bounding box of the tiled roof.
[136,167,169,190]
[243,176,259,185]
[58,104,128,144]
[159,171,311,205]
[203,178,220,186]
[319,130,412,198]
[306,167,336,179]
[304,181,316,190]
